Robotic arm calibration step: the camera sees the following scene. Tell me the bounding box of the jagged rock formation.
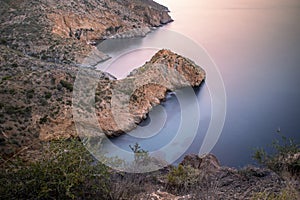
[110,154,293,199]
[177,154,291,199]
[0,0,173,64]
[181,153,221,171]
[179,154,285,199]
[73,49,205,138]
[96,49,206,137]
[0,46,205,158]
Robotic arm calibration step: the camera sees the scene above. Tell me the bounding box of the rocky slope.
[0,0,175,157]
[0,45,205,158]
[0,45,78,157]
[0,0,173,65]
[110,153,297,199]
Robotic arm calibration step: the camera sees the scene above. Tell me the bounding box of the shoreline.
[89,22,174,69]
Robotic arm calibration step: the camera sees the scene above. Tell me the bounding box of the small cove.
[97,0,300,167]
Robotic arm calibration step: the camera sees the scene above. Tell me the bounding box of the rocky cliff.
[0,0,175,157]
[0,0,173,65]
[0,45,205,158]
[96,49,205,136]
[72,49,205,138]
[1,2,298,199]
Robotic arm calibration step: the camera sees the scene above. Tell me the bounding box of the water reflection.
[98,0,300,167]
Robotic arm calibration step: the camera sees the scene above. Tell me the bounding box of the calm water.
[97,0,300,167]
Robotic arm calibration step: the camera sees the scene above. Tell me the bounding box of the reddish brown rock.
[93,49,206,137]
[1,0,173,65]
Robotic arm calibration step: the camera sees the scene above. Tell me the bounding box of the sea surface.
[97,0,300,167]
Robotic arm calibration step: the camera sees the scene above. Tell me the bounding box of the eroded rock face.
[181,154,221,173]
[91,49,206,137]
[0,42,203,158]
[0,0,173,64]
[48,0,173,39]
[177,153,287,199]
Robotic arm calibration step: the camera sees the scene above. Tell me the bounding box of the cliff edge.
[0,0,173,65]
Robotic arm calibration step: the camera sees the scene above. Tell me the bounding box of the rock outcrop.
[0,46,205,157]
[94,49,206,137]
[109,153,294,199]
[177,154,289,199]
[180,154,221,171]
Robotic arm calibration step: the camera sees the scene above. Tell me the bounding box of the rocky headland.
[1,44,206,158]
[0,1,299,199]
[94,49,206,137]
[0,0,174,157]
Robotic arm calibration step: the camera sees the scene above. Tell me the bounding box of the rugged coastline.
[1,0,173,65]
[0,1,299,199]
[0,0,174,157]
[94,49,206,137]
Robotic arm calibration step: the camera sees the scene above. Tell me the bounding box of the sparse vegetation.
[167,165,188,187]
[44,91,52,99]
[129,142,149,163]
[165,164,204,195]
[60,80,73,92]
[39,115,48,124]
[0,0,299,199]
[253,131,300,176]
[252,132,300,199]
[0,139,111,199]
[251,186,298,200]
[2,76,12,81]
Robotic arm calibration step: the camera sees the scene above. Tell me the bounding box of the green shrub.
[60,80,73,92]
[0,38,7,45]
[26,89,35,99]
[39,115,48,124]
[44,92,52,99]
[167,164,188,187]
[166,164,200,195]
[2,76,12,81]
[0,139,110,199]
[251,187,298,200]
[253,131,300,176]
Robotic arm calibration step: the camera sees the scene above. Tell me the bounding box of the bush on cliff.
[0,138,110,199]
[253,131,300,177]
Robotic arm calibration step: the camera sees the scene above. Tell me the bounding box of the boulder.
[180,153,220,172]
